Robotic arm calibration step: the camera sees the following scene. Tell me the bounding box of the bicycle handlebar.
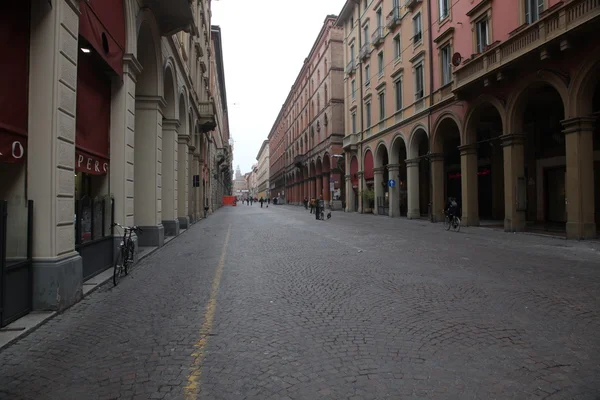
[112,223,143,233]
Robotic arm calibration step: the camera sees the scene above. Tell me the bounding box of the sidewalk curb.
[0,218,203,352]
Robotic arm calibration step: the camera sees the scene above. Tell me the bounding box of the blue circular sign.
[388,179,396,188]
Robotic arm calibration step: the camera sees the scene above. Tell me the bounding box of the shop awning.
[0,1,29,164]
[145,0,195,36]
[75,52,111,175]
[79,0,125,77]
[364,150,374,181]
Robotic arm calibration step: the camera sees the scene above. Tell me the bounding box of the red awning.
[364,150,374,180]
[79,0,125,77]
[75,52,111,175]
[0,1,29,164]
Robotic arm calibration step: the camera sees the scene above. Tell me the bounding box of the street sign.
[388,179,396,188]
[329,182,335,192]
[330,177,335,182]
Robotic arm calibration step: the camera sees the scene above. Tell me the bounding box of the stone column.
[161,119,179,236]
[357,171,364,213]
[177,133,190,229]
[387,164,400,217]
[28,0,82,310]
[345,174,353,212]
[406,159,420,219]
[501,134,527,232]
[374,167,384,215]
[134,95,165,247]
[430,153,445,222]
[111,54,141,260]
[316,174,323,198]
[188,145,196,222]
[563,117,597,239]
[459,144,479,226]
[322,172,330,203]
[195,154,203,217]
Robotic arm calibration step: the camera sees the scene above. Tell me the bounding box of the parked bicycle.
[444,211,461,232]
[112,223,142,286]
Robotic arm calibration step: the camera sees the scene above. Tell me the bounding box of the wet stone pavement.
[0,204,599,399]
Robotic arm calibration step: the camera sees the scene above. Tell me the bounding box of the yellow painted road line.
[184,224,231,399]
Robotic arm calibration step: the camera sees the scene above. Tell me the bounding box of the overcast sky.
[212,0,347,175]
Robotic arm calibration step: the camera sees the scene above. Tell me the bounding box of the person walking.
[259,197,264,208]
[315,194,323,220]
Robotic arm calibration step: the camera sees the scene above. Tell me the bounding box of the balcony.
[342,133,359,151]
[145,0,194,36]
[359,43,372,60]
[386,6,402,29]
[404,0,422,10]
[454,0,600,92]
[294,155,305,168]
[345,59,356,75]
[371,27,384,47]
[198,101,216,133]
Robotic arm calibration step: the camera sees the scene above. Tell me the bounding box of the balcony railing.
[371,26,384,46]
[386,6,402,28]
[359,43,372,60]
[404,0,421,10]
[342,133,359,150]
[199,101,214,117]
[345,59,356,74]
[454,0,600,91]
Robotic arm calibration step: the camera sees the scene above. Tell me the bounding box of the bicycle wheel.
[113,248,123,286]
[453,217,461,232]
[124,241,135,275]
[445,216,451,231]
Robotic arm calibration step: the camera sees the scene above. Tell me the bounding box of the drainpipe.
[426,0,435,223]
[356,0,365,214]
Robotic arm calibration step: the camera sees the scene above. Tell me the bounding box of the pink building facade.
[340,0,600,239]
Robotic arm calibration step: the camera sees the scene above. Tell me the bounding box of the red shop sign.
[448,168,491,180]
[76,149,109,175]
[0,133,26,163]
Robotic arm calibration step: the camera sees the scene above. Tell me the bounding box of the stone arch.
[463,95,506,146]
[432,111,463,153]
[135,8,162,97]
[568,47,600,116]
[389,133,407,164]
[316,157,323,175]
[178,85,189,122]
[374,141,389,168]
[407,124,429,159]
[322,152,331,173]
[363,145,373,159]
[162,62,177,119]
[506,70,569,135]
[178,93,188,136]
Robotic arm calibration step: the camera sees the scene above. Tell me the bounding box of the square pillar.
[459,144,479,226]
[357,171,364,213]
[562,117,596,239]
[316,175,323,198]
[28,0,82,311]
[388,164,400,217]
[345,174,354,212]
[430,153,445,222]
[322,172,330,202]
[501,134,527,232]
[134,96,165,247]
[374,167,384,215]
[177,134,190,229]
[161,119,179,236]
[406,159,420,219]
[187,146,196,222]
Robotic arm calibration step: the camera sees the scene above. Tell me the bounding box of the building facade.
[268,16,346,208]
[339,0,600,239]
[338,0,433,216]
[0,0,231,326]
[256,140,270,199]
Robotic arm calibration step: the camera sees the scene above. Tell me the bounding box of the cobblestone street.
[1,205,599,399]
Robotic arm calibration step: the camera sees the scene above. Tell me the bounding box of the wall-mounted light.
[80,47,91,53]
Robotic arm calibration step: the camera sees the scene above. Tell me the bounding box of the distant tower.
[235,165,242,180]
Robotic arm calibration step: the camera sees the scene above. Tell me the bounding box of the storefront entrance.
[0,200,33,327]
